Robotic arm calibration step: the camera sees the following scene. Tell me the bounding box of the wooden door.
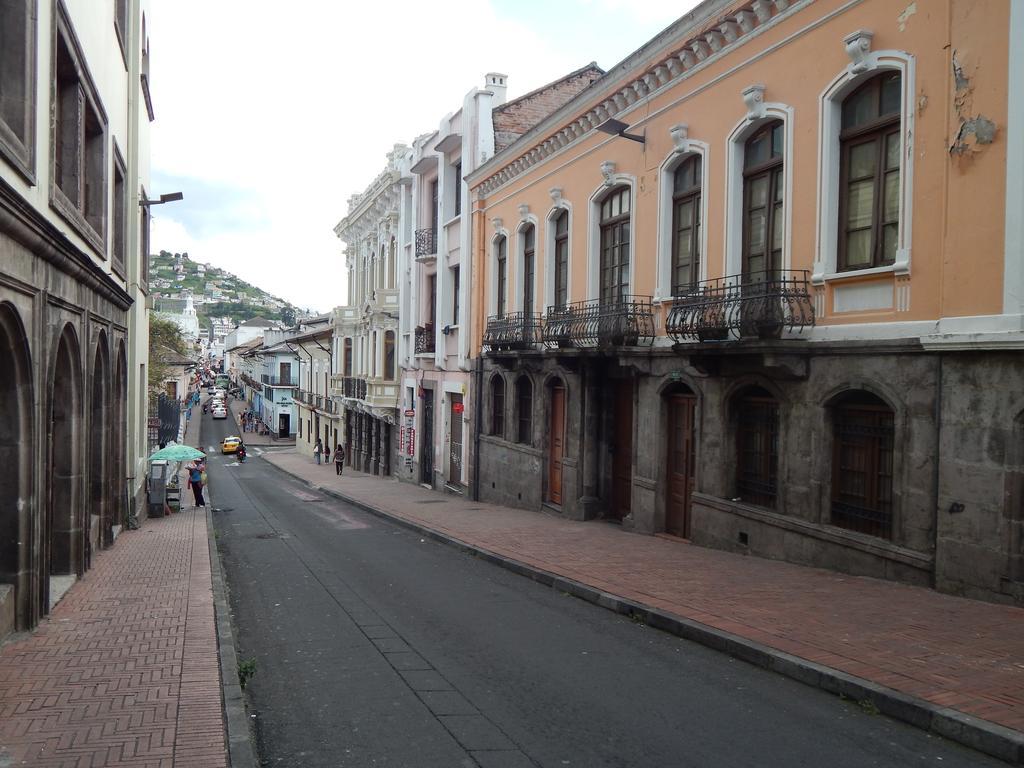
[548,385,566,504]
[611,382,633,519]
[666,394,696,537]
[449,395,463,486]
[421,389,434,484]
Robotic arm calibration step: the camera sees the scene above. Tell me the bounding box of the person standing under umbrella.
[187,462,206,508]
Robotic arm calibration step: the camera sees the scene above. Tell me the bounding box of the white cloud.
[148,0,695,312]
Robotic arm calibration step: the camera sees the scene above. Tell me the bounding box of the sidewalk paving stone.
[0,414,228,767]
[264,447,1024,761]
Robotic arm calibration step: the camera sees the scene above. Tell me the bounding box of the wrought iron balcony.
[261,373,298,386]
[483,312,543,352]
[339,376,368,400]
[665,270,815,343]
[240,373,263,392]
[414,324,435,354]
[543,296,655,349]
[414,228,437,258]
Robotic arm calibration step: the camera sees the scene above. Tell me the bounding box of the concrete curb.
[206,504,258,768]
[263,456,1024,766]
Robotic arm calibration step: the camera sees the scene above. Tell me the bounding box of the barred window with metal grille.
[490,375,505,438]
[516,376,532,445]
[831,392,895,538]
[735,387,779,508]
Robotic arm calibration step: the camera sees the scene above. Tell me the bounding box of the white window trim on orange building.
[543,189,574,310]
[586,165,637,301]
[655,127,710,302]
[813,34,917,289]
[724,86,794,278]
[513,209,541,314]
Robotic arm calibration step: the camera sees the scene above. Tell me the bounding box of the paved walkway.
[264,448,1024,741]
[0,421,228,766]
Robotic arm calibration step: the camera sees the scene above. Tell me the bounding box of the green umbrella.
[149,443,206,462]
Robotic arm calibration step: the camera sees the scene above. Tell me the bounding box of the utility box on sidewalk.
[147,460,170,517]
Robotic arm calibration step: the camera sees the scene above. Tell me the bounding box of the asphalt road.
[201,411,1000,768]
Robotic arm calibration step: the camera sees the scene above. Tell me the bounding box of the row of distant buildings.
[248,0,1021,607]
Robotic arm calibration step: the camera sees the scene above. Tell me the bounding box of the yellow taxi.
[221,436,242,454]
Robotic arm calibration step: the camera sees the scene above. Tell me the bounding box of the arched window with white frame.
[837,72,902,271]
[815,43,915,285]
[671,156,702,294]
[742,120,785,281]
[599,185,631,304]
[553,210,569,308]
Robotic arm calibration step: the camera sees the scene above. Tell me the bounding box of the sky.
[148,0,699,313]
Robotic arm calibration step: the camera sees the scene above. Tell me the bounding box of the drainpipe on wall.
[931,353,944,590]
[473,356,483,502]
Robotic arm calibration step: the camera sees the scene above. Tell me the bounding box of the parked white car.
[212,407,228,420]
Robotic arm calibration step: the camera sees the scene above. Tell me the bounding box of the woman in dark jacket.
[188,463,205,507]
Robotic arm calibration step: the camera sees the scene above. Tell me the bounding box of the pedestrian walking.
[324,444,330,465]
[314,438,322,465]
[335,444,345,476]
[187,463,206,508]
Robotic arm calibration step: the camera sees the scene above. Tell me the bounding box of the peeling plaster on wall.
[949,50,998,157]
[897,2,917,33]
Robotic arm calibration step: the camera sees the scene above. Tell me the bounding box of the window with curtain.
[742,121,784,279]
[523,225,535,316]
[554,210,569,308]
[496,236,507,316]
[671,155,702,294]
[838,72,901,271]
[599,186,631,304]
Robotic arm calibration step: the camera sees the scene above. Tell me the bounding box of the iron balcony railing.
[339,376,368,400]
[542,296,655,349]
[666,270,815,342]
[414,228,437,258]
[483,311,543,352]
[261,373,298,386]
[240,373,263,392]
[414,324,435,354]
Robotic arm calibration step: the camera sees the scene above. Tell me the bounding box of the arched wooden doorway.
[48,324,83,611]
[0,302,34,628]
[665,383,696,538]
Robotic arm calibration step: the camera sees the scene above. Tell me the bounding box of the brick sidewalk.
[265,448,1024,740]
[0,426,228,766]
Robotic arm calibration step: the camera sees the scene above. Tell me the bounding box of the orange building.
[466,0,1023,603]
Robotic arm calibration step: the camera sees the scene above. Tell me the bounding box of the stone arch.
[0,302,34,629]
[47,323,84,612]
[113,341,128,532]
[89,331,112,549]
[487,371,507,438]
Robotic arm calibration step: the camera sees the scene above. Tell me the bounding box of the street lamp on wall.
[140,192,184,206]
[596,118,645,145]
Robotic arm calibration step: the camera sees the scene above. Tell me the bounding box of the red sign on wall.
[452,402,464,414]
[407,427,415,455]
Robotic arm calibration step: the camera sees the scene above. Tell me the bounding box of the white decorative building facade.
[332,146,405,475]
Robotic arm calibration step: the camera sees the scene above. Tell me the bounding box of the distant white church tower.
[179,293,200,340]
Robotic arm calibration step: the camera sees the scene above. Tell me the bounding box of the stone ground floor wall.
[0,204,134,632]
[476,343,1024,605]
[396,370,472,494]
[339,404,396,478]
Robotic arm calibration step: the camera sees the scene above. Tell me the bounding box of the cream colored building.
[0,0,155,634]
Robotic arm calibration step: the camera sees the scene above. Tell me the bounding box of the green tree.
[148,315,190,394]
